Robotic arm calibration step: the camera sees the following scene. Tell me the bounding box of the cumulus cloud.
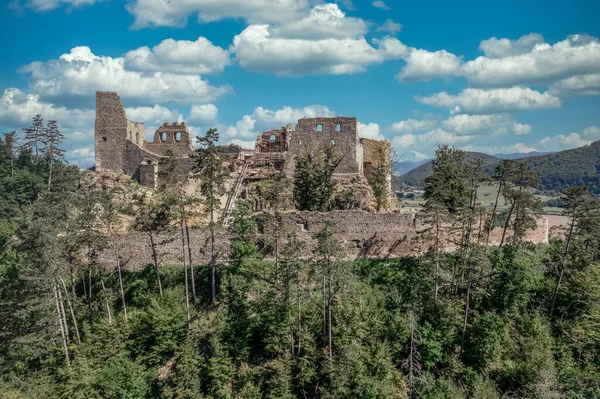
[540,126,600,151]
[416,86,561,114]
[358,122,385,140]
[188,104,219,125]
[124,37,231,75]
[20,46,231,107]
[372,1,390,10]
[549,73,600,97]
[442,114,531,135]
[376,19,402,34]
[231,25,407,76]
[396,49,462,82]
[463,34,600,88]
[392,129,474,153]
[125,105,183,125]
[126,0,311,29]
[220,104,335,142]
[270,4,368,40]
[478,33,545,58]
[390,118,438,133]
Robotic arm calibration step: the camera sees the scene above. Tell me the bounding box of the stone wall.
[144,122,195,157]
[284,117,361,175]
[99,211,549,271]
[127,120,146,147]
[95,92,128,172]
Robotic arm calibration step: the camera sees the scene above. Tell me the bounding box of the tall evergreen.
[22,114,45,164]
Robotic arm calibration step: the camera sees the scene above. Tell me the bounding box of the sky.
[1,0,599,167]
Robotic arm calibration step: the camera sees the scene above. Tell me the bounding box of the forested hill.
[504,141,600,193]
[401,152,500,187]
[402,142,600,193]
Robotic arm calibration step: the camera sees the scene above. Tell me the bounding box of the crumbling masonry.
[94,91,391,194]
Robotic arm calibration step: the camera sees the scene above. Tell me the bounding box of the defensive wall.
[99,211,549,271]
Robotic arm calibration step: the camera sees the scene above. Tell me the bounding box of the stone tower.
[94,91,128,172]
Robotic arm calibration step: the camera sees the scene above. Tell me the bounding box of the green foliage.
[293,147,341,211]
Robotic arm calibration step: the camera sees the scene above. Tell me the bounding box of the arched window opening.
[331,139,336,145]
[316,124,323,132]
[129,131,132,139]
[160,132,167,142]
[269,134,277,142]
[175,132,181,142]
[336,124,341,132]
[136,132,140,142]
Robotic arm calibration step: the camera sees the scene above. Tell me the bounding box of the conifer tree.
[195,128,229,304]
[40,120,65,187]
[3,131,17,178]
[22,114,45,164]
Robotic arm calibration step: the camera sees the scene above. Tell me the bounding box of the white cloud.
[358,122,385,140]
[390,118,438,133]
[221,104,335,142]
[376,19,402,34]
[270,4,368,40]
[540,126,600,151]
[462,34,600,88]
[416,86,561,114]
[442,114,532,136]
[392,129,474,156]
[9,0,98,12]
[253,105,335,125]
[126,0,311,29]
[549,73,600,97]
[396,49,462,82]
[124,37,231,75]
[125,105,183,125]
[21,46,231,107]
[231,25,407,76]
[372,1,390,10]
[188,104,219,124]
[478,33,545,58]
[0,88,94,128]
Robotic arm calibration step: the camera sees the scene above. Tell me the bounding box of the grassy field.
[399,184,562,212]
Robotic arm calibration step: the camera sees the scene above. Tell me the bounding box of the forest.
[1,118,600,399]
[400,141,600,195]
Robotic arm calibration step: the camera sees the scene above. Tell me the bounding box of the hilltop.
[401,142,600,193]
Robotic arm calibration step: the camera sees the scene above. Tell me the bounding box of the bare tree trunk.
[184,217,197,302]
[322,274,327,347]
[54,285,70,366]
[148,234,164,298]
[116,249,128,322]
[460,279,472,359]
[100,277,112,326]
[297,262,302,357]
[486,182,503,247]
[56,279,70,343]
[500,203,515,247]
[181,219,191,323]
[327,256,333,361]
[59,276,81,344]
[287,276,295,358]
[210,209,216,304]
[551,222,575,315]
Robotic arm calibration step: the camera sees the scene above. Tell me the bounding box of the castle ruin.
[94,91,391,195]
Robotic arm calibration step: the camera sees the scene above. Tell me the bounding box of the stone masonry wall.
[284,117,360,175]
[99,211,549,271]
[95,92,128,172]
[144,122,195,157]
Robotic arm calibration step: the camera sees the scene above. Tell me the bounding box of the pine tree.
[22,114,45,164]
[3,131,17,178]
[40,120,65,187]
[195,128,229,304]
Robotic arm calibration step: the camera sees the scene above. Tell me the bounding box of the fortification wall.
[98,211,549,271]
[127,120,146,147]
[284,117,360,175]
[95,92,128,172]
[144,122,195,157]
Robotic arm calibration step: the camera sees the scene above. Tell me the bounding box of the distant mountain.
[489,141,600,193]
[401,152,500,187]
[493,151,554,159]
[393,159,431,175]
[401,143,600,194]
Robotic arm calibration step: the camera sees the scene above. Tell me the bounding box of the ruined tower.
[94,92,128,172]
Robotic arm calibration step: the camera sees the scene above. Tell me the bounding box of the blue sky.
[1,0,599,166]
